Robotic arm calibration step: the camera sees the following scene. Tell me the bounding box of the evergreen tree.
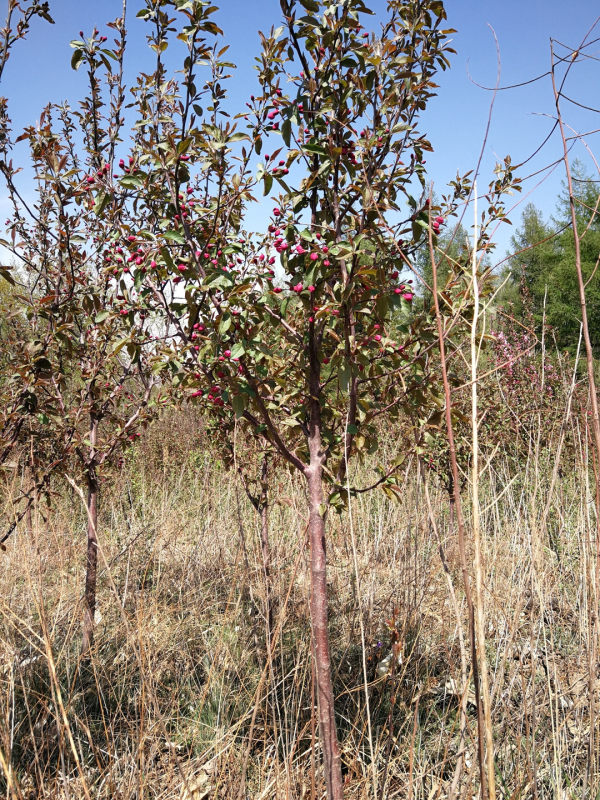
[506,163,600,351]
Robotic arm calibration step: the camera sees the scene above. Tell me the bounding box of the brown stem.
[428,206,487,800]
[305,459,343,799]
[551,42,600,791]
[259,455,273,641]
[81,416,98,657]
[305,329,343,799]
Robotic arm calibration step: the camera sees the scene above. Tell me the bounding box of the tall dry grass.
[0,399,596,799]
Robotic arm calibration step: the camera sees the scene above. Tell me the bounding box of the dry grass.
[0,410,596,799]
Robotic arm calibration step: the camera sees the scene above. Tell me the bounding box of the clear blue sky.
[1,0,599,264]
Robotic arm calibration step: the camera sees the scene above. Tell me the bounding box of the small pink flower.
[293,282,303,293]
[402,292,413,302]
[308,285,315,292]
[224,349,231,358]
[310,252,318,261]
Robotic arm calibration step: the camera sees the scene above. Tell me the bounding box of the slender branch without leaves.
[551,38,600,791]
[428,195,488,800]
[470,184,496,800]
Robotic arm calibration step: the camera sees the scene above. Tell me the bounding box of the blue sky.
[1,0,599,264]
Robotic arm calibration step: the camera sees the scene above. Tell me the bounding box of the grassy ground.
[0,410,596,799]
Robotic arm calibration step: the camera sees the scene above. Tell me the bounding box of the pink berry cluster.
[432,216,444,234]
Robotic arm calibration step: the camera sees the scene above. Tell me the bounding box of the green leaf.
[70,49,84,70]
[303,142,326,155]
[119,174,144,189]
[263,172,273,196]
[0,267,15,286]
[162,230,186,244]
[227,132,250,143]
[339,362,351,392]
[93,191,111,216]
[111,337,129,355]
[95,310,110,323]
[232,394,246,418]
[230,342,245,359]
[281,118,292,148]
[299,0,319,11]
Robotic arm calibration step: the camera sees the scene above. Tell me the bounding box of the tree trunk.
[305,456,343,799]
[259,454,273,641]
[260,499,273,639]
[81,418,99,657]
